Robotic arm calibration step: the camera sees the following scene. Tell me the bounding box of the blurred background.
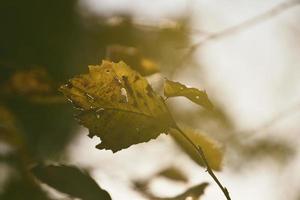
[1,0,300,199]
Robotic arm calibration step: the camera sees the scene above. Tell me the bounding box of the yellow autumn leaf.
[164,79,214,110]
[59,60,174,152]
[170,127,223,171]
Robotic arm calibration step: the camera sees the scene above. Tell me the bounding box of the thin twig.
[197,145,231,200]
[175,125,231,200]
[234,102,300,140]
[187,0,300,55]
[170,0,300,86]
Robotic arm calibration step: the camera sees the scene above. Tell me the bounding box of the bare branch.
[238,102,300,137]
[175,125,232,200]
[188,0,300,54]
[170,0,300,81]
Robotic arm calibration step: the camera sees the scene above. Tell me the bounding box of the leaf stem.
[174,125,231,200]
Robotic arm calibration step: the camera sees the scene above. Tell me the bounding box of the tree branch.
[174,125,231,200]
[188,0,300,54]
[236,102,300,139]
[170,0,300,83]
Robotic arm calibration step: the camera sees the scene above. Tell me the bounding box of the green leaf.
[170,127,223,171]
[31,164,111,200]
[59,60,174,152]
[164,79,214,110]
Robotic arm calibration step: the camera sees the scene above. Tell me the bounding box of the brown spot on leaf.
[134,75,140,82]
[136,91,142,98]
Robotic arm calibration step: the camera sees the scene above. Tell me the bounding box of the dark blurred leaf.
[0,105,23,148]
[170,127,223,171]
[241,139,295,163]
[31,164,111,200]
[60,60,175,152]
[134,180,208,200]
[164,79,214,110]
[157,167,188,183]
[0,0,192,159]
[7,68,53,95]
[0,177,51,200]
[0,67,76,159]
[161,182,208,200]
[0,107,52,200]
[106,45,159,76]
[1,68,65,104]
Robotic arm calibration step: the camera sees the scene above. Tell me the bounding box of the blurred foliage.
[0,0,191,77]
[170,127,223,171]
[0,0,191,156]
[234,138,295,167]
[32,164,111,200]
[0,0,194,197]
[5,68,53,95]
[162,183,208,200]
[2,0,291,199]
[134,178,208,200]
[0,105,22,147]
[1,68,65,104]
[157,167,188,183]
[106,45,159,76]
[1,175,51,200]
